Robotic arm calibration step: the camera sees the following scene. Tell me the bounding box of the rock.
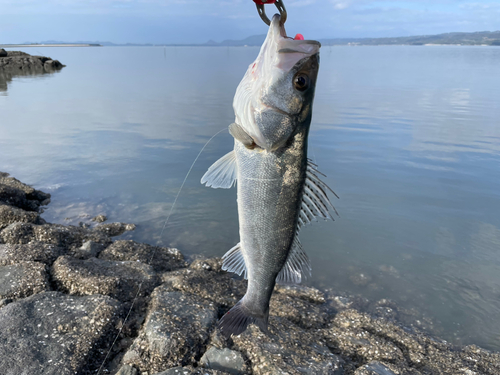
[92,214,108,223]
[0,172,51,211]
[0,51,64,71]
[0,222,112,248]
[123,288,218,373]
[0,261,49,299]
[51,255,158,301]
[275,284,326,304]
[200,347,247,375]
[160,264,246,308]
[0,291,122,375]
[0,49,7,57]
[0,242,65,266]
[231,321,344,375]
[93,222,135,237]
[154,367,229,375]
[0,222,35,244]
[0,202,43,230]
[116,364,139,375]
[44,59,64,69]
[99,240,187,273]
[354,361,403,375]
[73,240,106,259]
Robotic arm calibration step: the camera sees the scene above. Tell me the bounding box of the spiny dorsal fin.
[201,150,237,189]
[276,237,311,284]
[221,242,247,279]
[298,160,339,231]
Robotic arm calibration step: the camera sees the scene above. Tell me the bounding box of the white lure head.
[233,14,321,151]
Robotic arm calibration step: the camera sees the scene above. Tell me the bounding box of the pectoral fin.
[201,150,237,189]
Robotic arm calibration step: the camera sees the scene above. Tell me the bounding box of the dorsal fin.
[221,242,247,279]
[201,150,237,189]
[276,237,311,284]
[298,160,339,231]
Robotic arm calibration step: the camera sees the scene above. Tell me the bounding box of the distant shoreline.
[0,44,101,48]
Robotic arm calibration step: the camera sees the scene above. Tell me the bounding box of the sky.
[1,0,500,44]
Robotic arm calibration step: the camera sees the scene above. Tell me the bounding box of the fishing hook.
[254,0,287,26]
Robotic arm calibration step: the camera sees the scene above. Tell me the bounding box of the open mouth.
[271,14,321,55]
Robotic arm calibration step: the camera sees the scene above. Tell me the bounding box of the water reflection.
[0,65,63,94]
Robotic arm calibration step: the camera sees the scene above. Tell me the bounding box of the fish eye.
[293,73,309,92]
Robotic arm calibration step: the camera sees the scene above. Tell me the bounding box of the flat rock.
[200,347,247,375]
[0,291,121,375]
[0,242,65,265]
[52,255,159,301]
[354,361,409,375]
[271,285,331,330]
[231,319,344,375]
[161,262,246,308]
[123,287,218,373]
[99,239,186,272]
[116,364,139,375]
[154,367,230,375]
[0,261,49,300]
[0,222,112,247]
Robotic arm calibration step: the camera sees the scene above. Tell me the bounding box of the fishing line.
[96,127,228,375]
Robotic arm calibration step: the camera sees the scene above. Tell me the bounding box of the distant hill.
[8,31,500,48]
[319,31,500,46]
[208,31,500,47]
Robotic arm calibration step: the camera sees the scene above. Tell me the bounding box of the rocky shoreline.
[0,49,64,71]
[0,171,499,375]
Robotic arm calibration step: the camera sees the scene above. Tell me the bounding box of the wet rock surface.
[0,171,499,375]
[0,291,122,375]
[99,239,187,273]
[0,260,49,300]
[0,50,64,71]
[52,255,159,301]
[123,288,219,373]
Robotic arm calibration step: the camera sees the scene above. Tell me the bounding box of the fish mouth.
[269,14,321,71]
[271,14,321,53]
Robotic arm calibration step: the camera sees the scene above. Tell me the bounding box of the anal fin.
[276,237,311,284]
[221,242,247,279]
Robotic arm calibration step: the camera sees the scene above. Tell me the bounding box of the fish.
[201,14,337,337]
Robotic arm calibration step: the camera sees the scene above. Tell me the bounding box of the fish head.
[233,14,321,151]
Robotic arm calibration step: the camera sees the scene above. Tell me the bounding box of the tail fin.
[218,299,268,338]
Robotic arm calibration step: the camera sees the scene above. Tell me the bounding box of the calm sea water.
[1,45,499,351]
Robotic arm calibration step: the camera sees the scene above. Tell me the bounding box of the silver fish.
[202,14,336,337]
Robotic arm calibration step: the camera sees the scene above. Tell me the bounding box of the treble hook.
[254,0,287,26]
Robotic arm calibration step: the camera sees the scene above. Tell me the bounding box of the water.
[1,45,499,351]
